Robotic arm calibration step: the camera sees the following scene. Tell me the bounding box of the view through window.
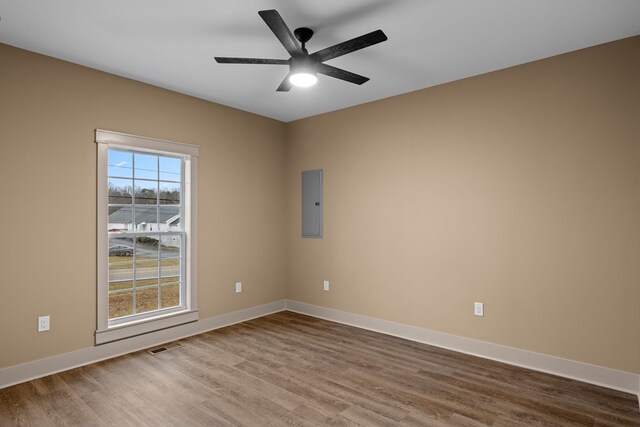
[107,149,185,321]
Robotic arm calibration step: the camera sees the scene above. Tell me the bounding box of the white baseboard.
[0,300,286,389]
[285,300,640,397]
[2,298,638,408]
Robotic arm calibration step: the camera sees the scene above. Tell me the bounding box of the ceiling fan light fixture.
[289,56,318,88]
[289,71,317,87]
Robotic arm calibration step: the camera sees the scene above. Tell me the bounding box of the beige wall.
[0,44,288,369]
[2,36,639,375]
[286,36,640,374]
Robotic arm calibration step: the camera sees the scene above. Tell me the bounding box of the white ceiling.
[1,1,639,122]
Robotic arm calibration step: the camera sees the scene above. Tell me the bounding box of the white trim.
[186,155,198,323]
[96,141,109,332]
[95,129,199,344]
[285,300,640,397]
[0,301,286,390]
[95,309,198,345]
[95,129,199,157]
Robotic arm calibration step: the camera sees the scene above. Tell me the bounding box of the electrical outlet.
[38,315,50,332]
[235,282,242,293]
[323,280,330,291]
[474,302,484,317]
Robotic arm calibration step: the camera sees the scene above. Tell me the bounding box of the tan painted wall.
[0,44,287,369]
[286,36,640,374]
[2,36,639,375]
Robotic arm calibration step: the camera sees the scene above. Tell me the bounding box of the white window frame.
[95,129,199,345]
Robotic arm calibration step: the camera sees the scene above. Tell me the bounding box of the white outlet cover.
[235,282,242,293]
[38,315,50,332]
[323,280,330,291]
[474,302,484,317]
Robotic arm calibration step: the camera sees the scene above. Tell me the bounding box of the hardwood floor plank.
[1,311,638,426]
[289,404,361,426]
[0,387,68,427]
[340,366,500,425]
[171,356,307,412]
[56,367,104,397]
[340,404,398,426]
[400,410,453,427]
[52,400,102,427]
[80,389,146,427]
[279,363,409,421]
[29,375,68,397]
[232,359,352,414]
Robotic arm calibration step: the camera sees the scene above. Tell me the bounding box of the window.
[95,130,198,344]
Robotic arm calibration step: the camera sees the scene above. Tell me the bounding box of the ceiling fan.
[214,9,388,92]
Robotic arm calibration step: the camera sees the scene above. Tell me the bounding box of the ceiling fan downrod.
[294,27,314,53]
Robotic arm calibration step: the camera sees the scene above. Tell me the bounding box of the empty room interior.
[1,1,639,425]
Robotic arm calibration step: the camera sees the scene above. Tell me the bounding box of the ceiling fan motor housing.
[290,55,318,74]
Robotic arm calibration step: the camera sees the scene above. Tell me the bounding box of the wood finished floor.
[1,311,639,426]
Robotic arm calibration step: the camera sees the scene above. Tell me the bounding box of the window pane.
[160,284,180,309]
[135,261,158,274]
[160,258,180,281]
[108,206,132,232]
[161,234,181,259]
[160,276,179,285]
[159,181,180,205]
[135,264,159,284]
[133,205,158,230]
[136,277,159,288]
[109,279,133,292]
[109,264,133,284]
[109,178,133,204]
[159,206,180,231]
[108,236,134,262]
[135,235,160,289]
[136,287,159,314]
[108,150,132,178]
[134,180,158,205]
[134,153,158,180]
[159,156,181,182]
[135,235,159,260]
[109,291,133,319]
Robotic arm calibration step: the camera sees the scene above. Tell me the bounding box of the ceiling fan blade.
[276,74,292,92]
[258,10,302,57]
[317,63,370,85]
[214,57,289,65]
[310,29,387,63]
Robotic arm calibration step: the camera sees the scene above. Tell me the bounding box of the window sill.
[95,309,198,345]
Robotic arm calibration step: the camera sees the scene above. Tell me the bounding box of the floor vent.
[147,342,182,355]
